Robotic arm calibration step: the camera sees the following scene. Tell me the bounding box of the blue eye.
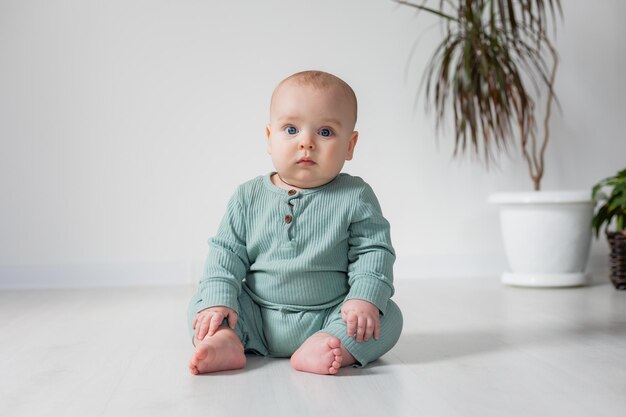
[285,126,297,135]
[319,128,333,137]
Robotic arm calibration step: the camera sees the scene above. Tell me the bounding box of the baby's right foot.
[188,329,246,375]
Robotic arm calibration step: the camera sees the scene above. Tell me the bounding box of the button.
[284,214,293,224]
[288,189,297,196]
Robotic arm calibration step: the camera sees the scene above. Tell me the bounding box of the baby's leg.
[290,332,356,375]
[187,289,268,374]
[296,300,402,372]
[189,325,246,374]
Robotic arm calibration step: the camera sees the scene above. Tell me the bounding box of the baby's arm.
[193,187,249,333]
[341,299,380,342]
[192,306,238,341]
[344,183,395,341]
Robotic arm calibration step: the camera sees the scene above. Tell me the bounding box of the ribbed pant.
[188,289,403,367]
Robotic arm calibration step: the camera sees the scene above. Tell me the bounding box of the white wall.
[1,0,624,288]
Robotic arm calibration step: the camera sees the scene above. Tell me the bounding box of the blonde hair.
[271,70,358,127]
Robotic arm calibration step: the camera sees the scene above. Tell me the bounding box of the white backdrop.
[1,0,624,287]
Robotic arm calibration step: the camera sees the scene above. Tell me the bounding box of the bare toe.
[291,333,347,375]
[327,337,341,349]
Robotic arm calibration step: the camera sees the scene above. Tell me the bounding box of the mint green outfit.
[188,173,402,366]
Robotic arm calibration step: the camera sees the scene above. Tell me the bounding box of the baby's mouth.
[297,157,316,166]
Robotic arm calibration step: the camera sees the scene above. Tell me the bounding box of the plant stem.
[393,0,458,21]
[522,35,558,191]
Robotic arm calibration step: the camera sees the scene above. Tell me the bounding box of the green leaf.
[591,184,602,201]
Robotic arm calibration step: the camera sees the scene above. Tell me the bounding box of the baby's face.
[266,81,358,189]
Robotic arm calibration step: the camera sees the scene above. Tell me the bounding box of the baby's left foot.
[290,333,351,375]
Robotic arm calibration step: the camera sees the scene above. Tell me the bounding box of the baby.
[187,70,403,375]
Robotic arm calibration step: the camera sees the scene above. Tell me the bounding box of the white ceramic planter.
[488,191,594,287]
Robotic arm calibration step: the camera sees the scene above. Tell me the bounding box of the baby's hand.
[341,299,380,343]
[192,306,238,341]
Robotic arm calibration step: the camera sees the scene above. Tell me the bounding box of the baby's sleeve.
[193,188,249,315]
[346,184,396,314]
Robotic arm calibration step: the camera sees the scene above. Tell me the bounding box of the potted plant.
[592,169,626,290]
[395,0,594,287]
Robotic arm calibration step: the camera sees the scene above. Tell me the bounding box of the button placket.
[283,190,300,242]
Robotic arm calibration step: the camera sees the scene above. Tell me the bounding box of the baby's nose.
[299,136,315,150]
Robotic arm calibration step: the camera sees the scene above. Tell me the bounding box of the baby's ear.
[346,131,359,161]
[266,125,272,154]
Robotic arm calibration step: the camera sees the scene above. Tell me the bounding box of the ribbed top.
[195,173,396,316]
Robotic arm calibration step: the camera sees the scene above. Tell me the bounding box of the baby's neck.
[271,172,338,191]
[271,173,305,190]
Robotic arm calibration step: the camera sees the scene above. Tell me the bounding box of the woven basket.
[607,231,626,290]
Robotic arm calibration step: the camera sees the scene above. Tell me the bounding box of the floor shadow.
[243,354,274,371]
[393,319,626,365]
[392,331,509,365]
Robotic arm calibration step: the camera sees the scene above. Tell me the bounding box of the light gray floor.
[1,278,625,417]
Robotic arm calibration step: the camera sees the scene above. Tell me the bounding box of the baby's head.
[266,70,359,190]
[270,71,358,129]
